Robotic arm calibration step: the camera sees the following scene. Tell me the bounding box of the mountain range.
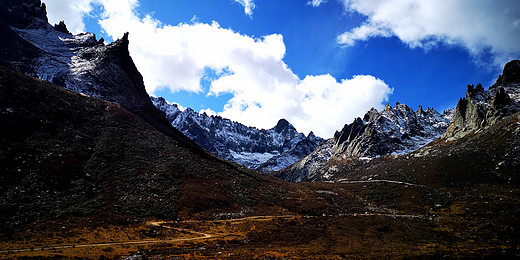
[1,1,520,258]
[278,60,520,183]
[277,102,452,182]
[152,96,323,172]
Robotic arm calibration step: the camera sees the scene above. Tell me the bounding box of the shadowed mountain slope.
[0,64,317,232]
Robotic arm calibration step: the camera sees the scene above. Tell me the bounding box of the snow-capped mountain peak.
[151,97,324,172]
[277,102,452,182]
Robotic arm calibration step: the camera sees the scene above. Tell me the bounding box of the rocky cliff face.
[0,0,202,152]
[443,60,520,140]
[152,97,324,172]
[277,103,451,182]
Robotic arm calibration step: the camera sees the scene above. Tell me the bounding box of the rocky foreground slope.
[0,64,309,231]
[152,97,323,172]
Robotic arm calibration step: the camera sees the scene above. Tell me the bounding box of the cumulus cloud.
[43,0,94,34]
[308,0,327,7]
[44,0,392,137]
[233,0,255,16]
[200,108,217,117]
[217,74,392,138]
[338,0,520,66]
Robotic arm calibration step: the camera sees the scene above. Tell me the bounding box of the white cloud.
[337,23,391,46]
[200,108,217,117]
[43,0,95,34]
[233,0,256,16]
[338,0,520,66]
[308,0,327,7]
[43,0,393,138]
[217,74,392,138]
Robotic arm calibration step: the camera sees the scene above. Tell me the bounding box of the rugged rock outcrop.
[152,97,324,172]
[0,0,202,152]
[277,103,451,182]
[0,0,48,29]
[443,60,520,140]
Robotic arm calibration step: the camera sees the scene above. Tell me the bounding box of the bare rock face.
[443,60,520,140]
[0,0,206,152]
[0,0,48,29]
[499,59,520,84]
[53,20,71,35]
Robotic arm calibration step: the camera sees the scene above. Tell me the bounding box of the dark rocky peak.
[273,118,295,133]
[395,102,413,112]
[381,102,415,117]
[0,0,48,29]
[363,107,379,122]
[153,96,168,105]
[117,32,130,49]
[417,105,425,115]
[465,83,486,101]
[1,2,203,153]
[443,60,520,140]
[334,117,364,146]
[153,97,180,111]
[53,20,71,35]
[496,59,520,85]
[184,107,197,115]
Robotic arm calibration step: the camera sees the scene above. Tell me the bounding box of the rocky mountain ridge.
[152,97,324,172]
[277,103,452,182]
[0,0,208,153]
[443,60,520,140]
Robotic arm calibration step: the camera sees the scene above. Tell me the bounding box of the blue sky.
[43,0,519,137]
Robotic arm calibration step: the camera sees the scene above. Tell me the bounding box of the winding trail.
[0,222,219,254]
[336,179,425,187]
[0,213,426,254]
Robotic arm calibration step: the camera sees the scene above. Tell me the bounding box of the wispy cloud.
[233,0,255,17]
[308,0,327,7]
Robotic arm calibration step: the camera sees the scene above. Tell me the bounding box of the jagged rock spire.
[53,20,71,35]
[443,60,520,140]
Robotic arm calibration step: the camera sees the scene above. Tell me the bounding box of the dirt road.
[0,213,425,254]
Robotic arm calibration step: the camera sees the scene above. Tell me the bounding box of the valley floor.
[2,180,519,259]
